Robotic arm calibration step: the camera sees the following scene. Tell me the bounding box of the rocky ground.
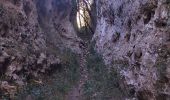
[66,42,89,100]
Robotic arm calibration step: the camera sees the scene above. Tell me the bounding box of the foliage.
[15,48,80,100]
[83,43,125,100]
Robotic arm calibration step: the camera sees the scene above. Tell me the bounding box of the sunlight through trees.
[76,0,93,29]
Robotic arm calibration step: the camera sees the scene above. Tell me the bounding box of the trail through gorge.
[66,41,89,100]
[14,39,125,100]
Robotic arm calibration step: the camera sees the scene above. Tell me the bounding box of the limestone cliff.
[94,0,170,99]
[0,0,81,97]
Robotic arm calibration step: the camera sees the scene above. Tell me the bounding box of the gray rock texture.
[94,0,170,99]
[0,0,76,96]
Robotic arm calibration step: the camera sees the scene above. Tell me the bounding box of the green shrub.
[83,44,125,100]
[15,48,80,100]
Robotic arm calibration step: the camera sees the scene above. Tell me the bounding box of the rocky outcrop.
[94,0,170,99]
[0,0,85,98]
[36,0,82,54]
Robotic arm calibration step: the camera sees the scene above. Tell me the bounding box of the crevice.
[71,0,97,41]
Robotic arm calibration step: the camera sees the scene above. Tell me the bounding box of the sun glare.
[77,9,86,28]
[76,0,93,29]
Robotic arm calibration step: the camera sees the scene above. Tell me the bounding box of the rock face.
[36,0,82,53]
[94,0,170,99]
[0,0,80,96]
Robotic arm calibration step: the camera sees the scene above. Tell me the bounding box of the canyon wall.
[0,0,82,96]
[36,0,82,53]
[94,0,170,99]
[0,0,170,99]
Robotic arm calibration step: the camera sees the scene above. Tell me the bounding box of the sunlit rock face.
[94,0,170,99]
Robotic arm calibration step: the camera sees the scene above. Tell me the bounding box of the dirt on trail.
[66,42,89,100]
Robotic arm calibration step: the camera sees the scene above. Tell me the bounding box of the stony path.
[65,42,89,100]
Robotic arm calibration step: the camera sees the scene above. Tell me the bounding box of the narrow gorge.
[0,0,170,100]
